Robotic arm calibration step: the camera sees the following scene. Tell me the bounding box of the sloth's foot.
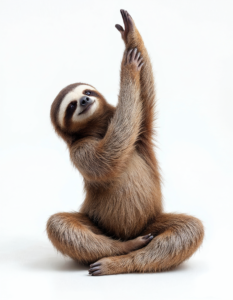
[89,257,120,276]
[125,233,154,252]
[115,9,135,43]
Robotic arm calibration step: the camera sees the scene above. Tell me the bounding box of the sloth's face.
[58,84,99,129]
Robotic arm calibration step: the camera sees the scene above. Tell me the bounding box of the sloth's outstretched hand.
[115,9,135,44]
[125,48,144,71]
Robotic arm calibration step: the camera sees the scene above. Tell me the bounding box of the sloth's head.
[51,83,114,144]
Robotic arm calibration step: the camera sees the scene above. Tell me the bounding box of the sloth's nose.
[80,96,91,107]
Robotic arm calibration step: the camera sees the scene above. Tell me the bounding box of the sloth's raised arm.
[70,49,143,181]
[116,10,156,153]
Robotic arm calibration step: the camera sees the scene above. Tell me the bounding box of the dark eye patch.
[65,101,77,120]
[83,89,100,98]
[69,102,76,109]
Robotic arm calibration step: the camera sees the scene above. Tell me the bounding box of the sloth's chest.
[82,153,158,240]
[95,185,153,239]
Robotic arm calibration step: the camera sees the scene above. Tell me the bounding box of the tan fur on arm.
[70,52,142,181]
[117,11,156,147]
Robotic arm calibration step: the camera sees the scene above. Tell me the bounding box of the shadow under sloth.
[47,9,204,276]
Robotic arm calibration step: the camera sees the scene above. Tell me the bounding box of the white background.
[0,0,232,299]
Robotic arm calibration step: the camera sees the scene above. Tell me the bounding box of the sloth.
[47,10,204,276]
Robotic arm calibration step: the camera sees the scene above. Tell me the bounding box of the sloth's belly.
[81,152,161,240]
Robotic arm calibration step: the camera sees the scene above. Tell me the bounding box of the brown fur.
[47,10,204,275]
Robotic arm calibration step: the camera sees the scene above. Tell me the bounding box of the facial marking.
[58,84,98,128]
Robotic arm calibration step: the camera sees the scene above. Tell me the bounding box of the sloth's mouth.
[79,101,95,115]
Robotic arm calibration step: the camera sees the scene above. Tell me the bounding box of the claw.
[89,267,100,272]
[90,262,101,268]
[127,49,133,63]
[138,62,144,70]
[120,9,127,28]
[132,48,137,60]
[138,57,143,65]
[125,48,143,71]
[115,24,124,32]
[92,270,101,276]
[142,233,152,239]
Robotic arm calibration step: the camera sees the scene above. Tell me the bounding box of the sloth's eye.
[69,102,76,110]
[85,91,91,95]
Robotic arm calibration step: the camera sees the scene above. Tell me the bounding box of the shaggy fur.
[47,10,204,275]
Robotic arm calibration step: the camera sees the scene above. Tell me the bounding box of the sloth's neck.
[71,104,116,144]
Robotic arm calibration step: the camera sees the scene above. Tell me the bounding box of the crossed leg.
[89,213,204,275]
[47,212,154,265]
